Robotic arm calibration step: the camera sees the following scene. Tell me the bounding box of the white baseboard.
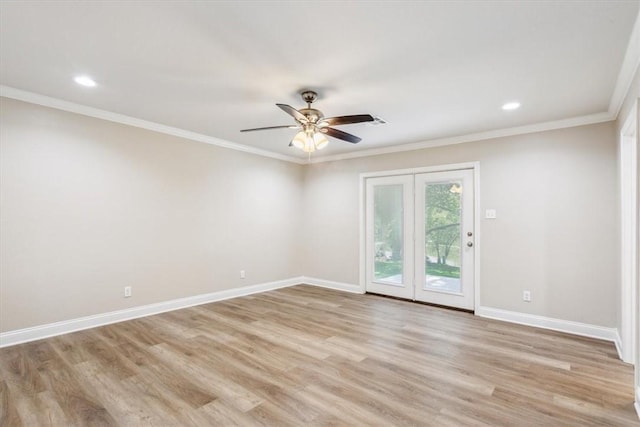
[635,387,640,420]
[3,281,618,353]
[0,277,300,348]
[300,276,364,294]
[476,306,619,343]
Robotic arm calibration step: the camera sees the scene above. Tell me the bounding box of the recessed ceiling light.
[502,102,520,111]
[74,75,96,87]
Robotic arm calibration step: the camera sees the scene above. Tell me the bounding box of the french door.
[365,169,475,310]
[365,175,414,299]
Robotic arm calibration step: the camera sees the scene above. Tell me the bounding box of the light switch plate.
[485,209,497,219]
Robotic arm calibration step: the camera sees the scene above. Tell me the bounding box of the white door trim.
[621,102,638,365]
[360,162,480,179]
[359,162,481,310]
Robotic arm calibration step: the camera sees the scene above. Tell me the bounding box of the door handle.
[467,241,473,247]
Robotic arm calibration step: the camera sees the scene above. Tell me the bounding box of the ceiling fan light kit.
[240,90,375,155]
[292,129,329,153]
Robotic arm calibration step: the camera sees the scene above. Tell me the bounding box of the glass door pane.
[424,181,461,293]
[374,185,404,284]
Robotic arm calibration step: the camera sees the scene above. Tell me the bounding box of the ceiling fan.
[240,90,375,153]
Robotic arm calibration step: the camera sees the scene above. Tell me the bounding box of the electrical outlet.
[523,290,531,302]
[240,270,246,279]
[124,286,132,298]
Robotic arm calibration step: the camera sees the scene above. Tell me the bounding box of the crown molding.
[609,8,640,118]
[308,111,614,164]
[0,86,306,165]
[0,85,618,167]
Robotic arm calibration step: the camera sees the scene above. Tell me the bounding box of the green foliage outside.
[426,260,460,278]
[425,182,461,267]
[374,260,402,278]
[373,185,404,264]
[373,181,462,281]
[374,260,460,279]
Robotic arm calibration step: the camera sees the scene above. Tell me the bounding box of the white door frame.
[621,102,638,366]
[359,162,481,311]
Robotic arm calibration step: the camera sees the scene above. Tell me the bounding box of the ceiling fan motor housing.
[298,91,323,123]
[299,108,324,124]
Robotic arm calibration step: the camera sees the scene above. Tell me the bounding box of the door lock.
[467,241,473,247]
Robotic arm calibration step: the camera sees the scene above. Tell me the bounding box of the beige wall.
[302,122,619,327]
[0,95,623,333]
[0,98,304,332]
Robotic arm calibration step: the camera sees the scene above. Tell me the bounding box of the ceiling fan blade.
[321,114,374,126]
[240,125,298,132]
[320,127,362,144]
[276,104,308,123]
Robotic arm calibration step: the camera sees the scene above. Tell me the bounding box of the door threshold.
[365,292,474,314]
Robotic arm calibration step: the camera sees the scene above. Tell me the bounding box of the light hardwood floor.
[1,285,638,426]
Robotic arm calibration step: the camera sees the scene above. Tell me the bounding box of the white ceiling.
[1,1,639,162]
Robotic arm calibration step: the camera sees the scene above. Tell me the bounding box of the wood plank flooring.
[1,285,637,426]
